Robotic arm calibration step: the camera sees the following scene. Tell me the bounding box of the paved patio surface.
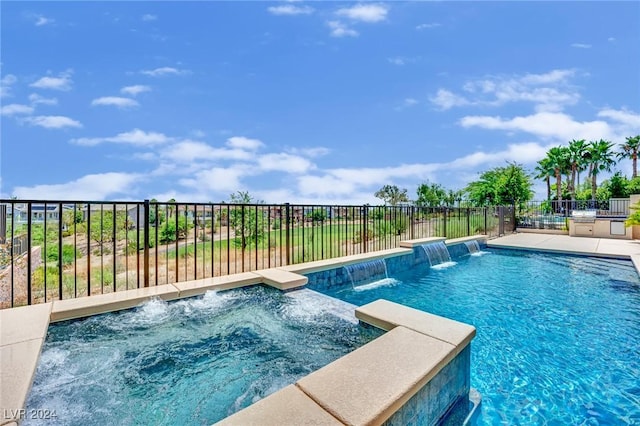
[487,233,640,258]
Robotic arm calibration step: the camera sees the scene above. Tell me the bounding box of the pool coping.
[487,234,640,277]
[217,300,476,426]
[11,233,632,425]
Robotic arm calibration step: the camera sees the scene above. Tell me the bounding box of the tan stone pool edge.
[3,233,637,425]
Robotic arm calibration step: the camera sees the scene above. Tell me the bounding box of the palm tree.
[586,139,616,201]
[617,135,640,178]
[546,146,570,204]
[534,157,554,201]
[567,139,587,200]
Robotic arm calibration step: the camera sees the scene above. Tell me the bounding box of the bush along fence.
[0,200,515,308]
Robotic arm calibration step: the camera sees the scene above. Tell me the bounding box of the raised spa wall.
[0,236,485,426]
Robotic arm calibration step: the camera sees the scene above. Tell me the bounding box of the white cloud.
[35,15,54,26]
[142,14,157,21]
[22,115,82,129]
[28,93,58,106]
[1,74,17,97]
[120,85,151,96]
[445,142,549,168]
[597,109,640,128]
[30,71,73,91]
[608,37,616,42]
[297,175,359,197]
[571,43,592,49]
[291,141,556,202]
[327,21,358,38]
[416,23,441,30]
[91,96,139,108]
[459,111,612,142]
[1,104,34,116]
[519,69,575,85]
[429,89,471,110]
[181,166,252,193]
[13,172,140,200]
[286,147,331,158]
[267,5,314,15]
[140,67,189,77]
[160,140,253,163]
[335,4,388,23]
[71,129,171,146]
[394,98,419,111]
[257,153,314,174]
[226,136,264,150]
[431,69,579,112]
[387,56,419,66]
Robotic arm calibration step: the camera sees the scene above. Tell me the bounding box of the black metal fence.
[516,199,630,230]
[0,200,513,308]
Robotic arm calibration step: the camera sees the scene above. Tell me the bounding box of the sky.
[1,1,639,204]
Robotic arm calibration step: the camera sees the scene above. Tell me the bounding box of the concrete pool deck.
[488,233,640,269]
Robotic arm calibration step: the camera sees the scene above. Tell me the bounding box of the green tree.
[228,191,266,249]
[534,157,554,201]
[374,185,409,206]
[307,208,327,224]
[546,146,570,203]
[585,139,616,201]
[166,198,176,219]
[62,208,84,232]
[627,177,640,194]
[416,182,448,207]
[83,209,128,250]
[159,216,189,243]
[465,163,533,207]
[567,139,588,200]
[600,172,629,199]
[617,135,640,178]
[148,198,164,226]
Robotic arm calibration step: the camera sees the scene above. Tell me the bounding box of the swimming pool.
[314,248,640,424]
[24,286,381,425]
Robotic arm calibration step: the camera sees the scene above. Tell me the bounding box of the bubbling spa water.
[25,286,381,425]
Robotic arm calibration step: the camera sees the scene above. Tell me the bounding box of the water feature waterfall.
[420,241,455,268]
[464,240,481,254]
[343,259,397,290]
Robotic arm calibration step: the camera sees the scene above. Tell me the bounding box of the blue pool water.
[318,249,640,424]
[25,286,381,425]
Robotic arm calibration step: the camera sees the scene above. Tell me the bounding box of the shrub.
[126,241,139,255]
[373,221,392,237]
[369,208,385,221]
[159,216,190,244]
[352,229,374,244]
[46,244,80,265]
[390,215,408,235]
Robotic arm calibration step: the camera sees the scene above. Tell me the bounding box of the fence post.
[27,203,32,305]
[0,204,5,244]
[467,208,471,236]
[143,200,150,287]
[285,203,290,265]
[484,208,488,235]
[443,208,447,238]
[241,205,245,272]
[362,205,368,253]
[58,202,63,299]
[410,206,415,240]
